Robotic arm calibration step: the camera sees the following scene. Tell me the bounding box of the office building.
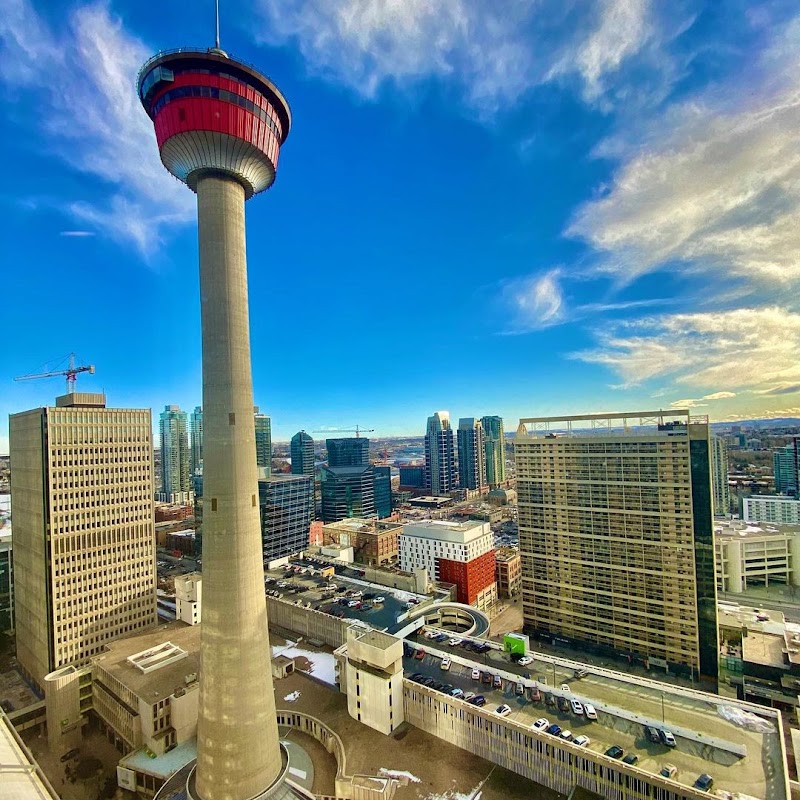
[481,415,506,487]
[323,517,401,566]
[321,465,375,522]
[774,441,798,495]
[424,411,457,495]
[457,417,487,490]
[399,520,497,609]
[327,437,369,467]
[254,407,272,475]
[373,465,392,518]
[516,410,719,683]
[159,405,191,503]
[291,430,315,477]
[715,519,800,593]
[189,406,203,477]
[495,547,521,598]
[259,474,314,562]
[138,39,293,798]
[711,434,730,516]
[743,494,800,525]
[9,393,158,690]
[399,465,425,488]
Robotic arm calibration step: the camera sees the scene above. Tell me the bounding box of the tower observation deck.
[138,46,293,800]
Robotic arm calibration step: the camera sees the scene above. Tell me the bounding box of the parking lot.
[405,634,785,800]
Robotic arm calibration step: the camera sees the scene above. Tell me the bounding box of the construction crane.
[313,425,375,438]
[15,353,95,394]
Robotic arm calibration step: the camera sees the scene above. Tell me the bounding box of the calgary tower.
[138,13,292,800]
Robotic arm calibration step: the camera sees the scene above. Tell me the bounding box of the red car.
[413,649,426,660]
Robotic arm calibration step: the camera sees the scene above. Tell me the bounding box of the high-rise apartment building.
[516,410,718,684]
[774,441,798,495]
[9,393,157,690]
[254,407,272,476]
[457,418,487,490]
[711,434,730,517]
[190,406,203,477]
[425,411,457,495]
[159,405,190,502]
[481,416,506,487]
[291,430,315,477]
[259,474,314,563]
[321,465,376,522]
[327,437,370,467]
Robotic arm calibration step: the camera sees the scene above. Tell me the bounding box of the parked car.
[424,630,438,639]
[493,675,503,689]
[694,774,714,791]
[622,754,639,765]
[471,695,487,706]
[660,729,676,747]
[448,637,462,647]
[373,596,385,604]
[529,685,541,702]
[572,735,590,747]
[561,683,571,692]
[545,724,562,736]
[545,693,556,708]
[573,668,588,679]
[440,657,451,671]
[605,745,624,759]
[584,703,597,720]
[559,729,572,740]
[434,633,448,642]
[557,696,570,712]
[472,668,481,681]
[347,600,359,607]
[532,717,549,730]
[571,700,584,715]
[422,676,436,687]
[410,673,425,682]
[660,764,677,779]
[645,725,661,743]
[518,655,533,666]
[516,682,525,695]
[450,688,465,699]
[495,704,512,717]
[414,649,426,660]
[481,672,493,685]
[464,691,476,702]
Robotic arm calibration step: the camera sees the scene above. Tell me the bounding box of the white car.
[448,637,462,647]
[495,704,512,717]
[518,656,533,666]
[559,729,572,740]
[471,668,481,681]
[572,735,590,747]
[425,630,438,639]
[584,703,598,720]
[571,700,584,715]
[532,718,549,730]
[373,596,385,604]
[440,657,451,671]
[347,600,359,607]
[561,683,571,692]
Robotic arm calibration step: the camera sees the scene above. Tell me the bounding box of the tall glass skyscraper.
[457,418,487,490]
[774,441,799,495]
[481,415,506,487]
[259,474,314,562]
[327,437,369,467]
[321,465,376,521]
[159,405,190,501]
[425,411,457,495]
[374,465,392,518]
[190,406,203,477]
[290,430,315,477]
[254,407,272,476]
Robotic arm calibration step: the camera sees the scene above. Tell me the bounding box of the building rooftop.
[741,630,788,668]
[716,519,799,538]
[0,710,58,800]
[495,547,520,563]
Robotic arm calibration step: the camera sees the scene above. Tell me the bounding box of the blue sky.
[2,0,800,450]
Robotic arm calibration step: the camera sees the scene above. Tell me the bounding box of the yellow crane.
[15,353,95,394]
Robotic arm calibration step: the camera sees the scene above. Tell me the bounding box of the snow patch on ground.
[419,789,482,800]
[272,641,338,685]
[283,690,301,702]
[378,768,421,783]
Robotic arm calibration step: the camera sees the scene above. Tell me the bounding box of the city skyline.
[4,2,800,452]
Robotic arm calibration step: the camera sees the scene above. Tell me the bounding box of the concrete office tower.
[290,430,315,477]
[160,405,191,502]
[481,415,506,487]
[9,393,157,691]
[139,43,291,800]
[259,474,314,562]
[711,435,730,517]
[425,411,457,495]
[457,418,487,490]
[254,407,272,476]
[190,406,203,477]
[516,410,719,686]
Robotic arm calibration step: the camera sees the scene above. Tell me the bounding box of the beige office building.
[9,393,158,690]
[515,410,718,683]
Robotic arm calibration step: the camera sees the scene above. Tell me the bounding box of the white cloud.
[702,391,736,400]
[59,230,96,237]
[568,16,800,287]
[573,306,800,392]
[669,399,706,409]
[254,0,668,115]
[501,269,564,332]
[0,1,193,253]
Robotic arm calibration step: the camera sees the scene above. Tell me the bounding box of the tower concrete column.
[195,173,281,800]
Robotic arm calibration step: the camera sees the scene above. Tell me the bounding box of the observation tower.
[138,26,292,800]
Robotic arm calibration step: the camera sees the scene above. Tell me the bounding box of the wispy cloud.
[755,383,800,396]
[702,391,736,401]
[0,1,193,253]
[573,306,800,392]
[254,0,679,117]
[59,230,96,237]
[500,269,565,333]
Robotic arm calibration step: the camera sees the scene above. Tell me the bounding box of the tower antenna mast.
[215,0,220,50]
